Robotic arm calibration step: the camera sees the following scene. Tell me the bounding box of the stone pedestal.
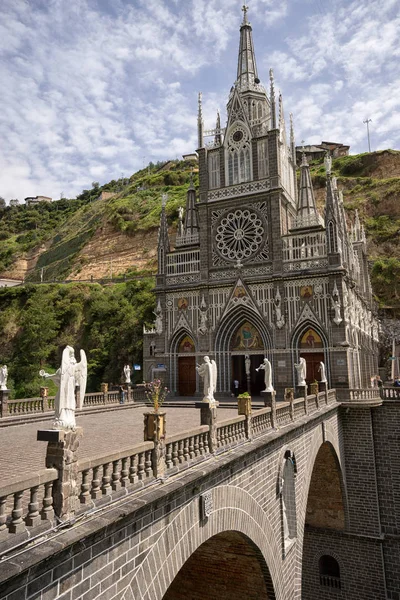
[101,382,108,404]
[261,391,277,429]
[143,412,166,478]
[320,381,328,404]
[285,388,295,421]
[298,385,308,413]
[37,427,83,522]
[310,382,319,396]
[0,389,9,418]
[238,396,252,440]
[40,387,49,411]
[196,401,219,453]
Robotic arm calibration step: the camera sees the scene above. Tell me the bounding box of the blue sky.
[1,0,399,201]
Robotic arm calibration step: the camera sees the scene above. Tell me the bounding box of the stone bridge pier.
[0,390,398,600]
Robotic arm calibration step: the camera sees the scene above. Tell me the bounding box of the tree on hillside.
[9,198,19,207]
[0,197,5,209]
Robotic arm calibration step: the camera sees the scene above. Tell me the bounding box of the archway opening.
[230,321,265,396]
[177,335,196,396]
[302,443,346,597]
[299,328,325,386]
[162,531,275,600]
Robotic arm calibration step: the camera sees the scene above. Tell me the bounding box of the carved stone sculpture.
[295,357,307,386]
[124,364,131,384]
[245,355,251,376]
[196,356,217,403]
[154,300,163,334]
[198,309,208,335]
[0,365,8,390]
[256,358,274,392]
[40,346,87,430]
[274,288,285,329]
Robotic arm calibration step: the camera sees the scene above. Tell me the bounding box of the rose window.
[215,209,265,261]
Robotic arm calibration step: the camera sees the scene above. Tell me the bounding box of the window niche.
[280,450,297,553]
[319,555,341,589]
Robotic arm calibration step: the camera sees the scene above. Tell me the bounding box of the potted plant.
[144,379,169,441]
[237,391,252,416]
[310,380,319,396]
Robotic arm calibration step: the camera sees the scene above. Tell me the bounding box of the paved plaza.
[0,404,239,485]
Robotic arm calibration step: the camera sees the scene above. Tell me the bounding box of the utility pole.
[363,118,372,153]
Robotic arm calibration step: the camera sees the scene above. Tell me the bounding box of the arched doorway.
[177,335,196,396]
[298,327,326,386]
[302,442,346,597]
[230,321,265,395]
[162,531,275,600]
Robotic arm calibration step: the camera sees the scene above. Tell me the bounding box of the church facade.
[143,7,379,397]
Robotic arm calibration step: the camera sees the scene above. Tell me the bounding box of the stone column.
[298,385,308,413]
[320,381,329,404]
[196,401,219,453]
[238,396,253,440]
[0,389,9,418]
[40,386,49,412]
[37,428,83,522]
[143,412,166,479]
[262,391,277,429]
[101,382,108,404]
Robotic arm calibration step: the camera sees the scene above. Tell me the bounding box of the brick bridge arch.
[122,485,285,600]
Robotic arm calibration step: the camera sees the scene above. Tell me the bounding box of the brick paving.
[0,405,239,484]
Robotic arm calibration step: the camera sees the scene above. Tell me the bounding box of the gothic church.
[143,6,379,397]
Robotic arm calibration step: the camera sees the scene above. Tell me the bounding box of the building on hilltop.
[143,6,379,398]
[24,195,52,205]
[295,141,350,165]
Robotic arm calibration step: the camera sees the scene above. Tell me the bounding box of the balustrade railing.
[1,469,57,544]
[165,426,209,471]
[252,407,272,437]
[382,387,400,400]
[276,403,291,426]
[216,416,247,449]
[1,387,145,419]
[336,388,381,403]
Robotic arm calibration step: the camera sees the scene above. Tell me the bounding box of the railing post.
[262,391,277,428]
[101,382,108,404]
[37,427,83,522]
[0,389,9,418]
[320,381,329,404]
[298,385,308,413]
[285,388,295,421]
[196,402,219,453]
[144,412,166,479]
[40,386,49,412]
[238,396,253,440]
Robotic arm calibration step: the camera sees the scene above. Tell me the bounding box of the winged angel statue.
[40,345,87,429]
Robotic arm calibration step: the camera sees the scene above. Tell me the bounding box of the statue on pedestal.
[40,346,87,430]
[245,355,251,377]
[0,365,8,390]
[295,357,307,386]
[196,356,217,403]
[154,300,163,334]
[318,361,327,383]
[124,364,131,384]
[256,358,274,392]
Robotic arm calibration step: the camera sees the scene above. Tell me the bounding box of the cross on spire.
[241,4,249,24]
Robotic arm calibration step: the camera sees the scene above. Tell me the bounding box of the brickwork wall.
[163,531,270,600]
[302,526,386,600]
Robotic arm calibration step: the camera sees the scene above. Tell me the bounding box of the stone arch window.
[280,450,297,551]
[328,221,337,253]
[258,140,269,179]
[208,151,220,189]
[228,147,251,185]
[257,101,263,119]
[319,555,341,589]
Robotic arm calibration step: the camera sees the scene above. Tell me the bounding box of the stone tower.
[144,7,379,397]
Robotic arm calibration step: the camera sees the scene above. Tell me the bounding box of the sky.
[0,0,399,202]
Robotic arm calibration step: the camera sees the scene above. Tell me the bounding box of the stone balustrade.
[0,387,145,420]
[382,387,400,400]
[0,468,58,551]
[165,426,210,473]
[336,388,382,406]
[0,388,338,546]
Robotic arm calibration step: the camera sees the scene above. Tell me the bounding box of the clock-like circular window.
[215,208,265,262]
[232,130,243,142]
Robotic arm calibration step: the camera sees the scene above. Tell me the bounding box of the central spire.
[237,5,259,90]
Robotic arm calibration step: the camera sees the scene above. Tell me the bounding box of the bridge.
[0,387,398,600]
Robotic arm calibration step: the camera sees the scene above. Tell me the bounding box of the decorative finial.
[269,68,274,84]
[324,151,332,176]
[162,193,168,207]
[242,4,249,24]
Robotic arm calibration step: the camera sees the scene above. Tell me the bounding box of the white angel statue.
[40,345,87,430]
[196,356,217,403]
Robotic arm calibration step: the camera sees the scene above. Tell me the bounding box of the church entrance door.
[178,356,196,396]
[300,353,324,386]
[231,355,265,396]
